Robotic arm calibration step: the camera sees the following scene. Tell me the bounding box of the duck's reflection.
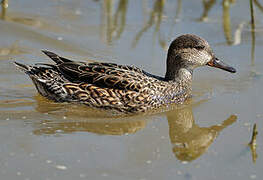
[33,95,147,135]
[167,106,236,161]
[32,96,236,162]
[34,119,146,136]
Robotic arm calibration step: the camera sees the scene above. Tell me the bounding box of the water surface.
[0,0,263,179]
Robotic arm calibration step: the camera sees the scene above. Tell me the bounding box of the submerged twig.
[132,0,165,48]
[112,0,128,40]
[199,0,216,22]
[1,0,8,20]
[1,0,8,8]
[250,0,255,26]
[250,0,256,66]
[254,0,263,12]
[222,0,233,45]
[248,123,258,163]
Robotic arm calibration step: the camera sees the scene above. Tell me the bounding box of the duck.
[14,34,236,113]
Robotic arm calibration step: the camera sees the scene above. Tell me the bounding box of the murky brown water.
[0,0,263,179]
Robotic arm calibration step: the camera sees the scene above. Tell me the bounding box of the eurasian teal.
[14,34,236,113]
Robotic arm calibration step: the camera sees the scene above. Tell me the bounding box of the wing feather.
[57,61,151,92]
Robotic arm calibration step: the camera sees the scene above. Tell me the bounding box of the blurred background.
[0,0,263,180]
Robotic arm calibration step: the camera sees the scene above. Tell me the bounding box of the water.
[0,0,263,179]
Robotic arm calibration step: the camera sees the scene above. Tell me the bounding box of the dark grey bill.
[207,57,236,73]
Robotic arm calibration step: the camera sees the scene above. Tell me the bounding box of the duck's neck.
[164,55,193,84]
[175,68,193,84]
[165,68,193,94]
[163,54,193,103]
[160,67,193,105]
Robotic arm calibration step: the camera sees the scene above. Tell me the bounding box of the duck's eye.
[194,45,205,50]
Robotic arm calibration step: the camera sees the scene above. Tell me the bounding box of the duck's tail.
[13,62,35,75]
[14,61,68,102]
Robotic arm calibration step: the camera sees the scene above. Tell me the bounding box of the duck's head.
[165,34,236,80]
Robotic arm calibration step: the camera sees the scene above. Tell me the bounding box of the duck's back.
[15,51,177,113]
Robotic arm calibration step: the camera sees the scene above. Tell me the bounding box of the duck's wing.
[42,50,73,64]
[57,61,151,92]
[42,51,153,92]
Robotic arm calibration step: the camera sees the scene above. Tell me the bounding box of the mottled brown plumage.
[14,34,236,113]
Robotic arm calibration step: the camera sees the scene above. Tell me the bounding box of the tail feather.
[14,61,49,77]
[13,62,31,72]
[42,50,73,64]
[14,60,68,102]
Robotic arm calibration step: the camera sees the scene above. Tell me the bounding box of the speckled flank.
[14,34,235,113]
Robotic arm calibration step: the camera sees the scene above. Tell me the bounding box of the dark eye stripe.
[194,45,205,50]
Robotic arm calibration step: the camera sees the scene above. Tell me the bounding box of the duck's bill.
[207,57,236,73]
